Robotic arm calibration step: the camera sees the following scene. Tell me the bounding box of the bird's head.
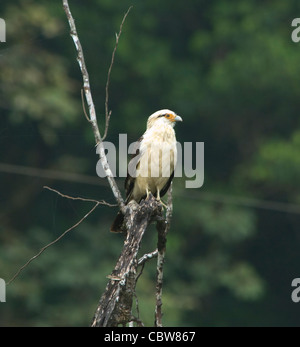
[147,109,183,129]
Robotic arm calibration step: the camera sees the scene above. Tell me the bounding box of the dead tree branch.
[7,200,100,285]
[63,0,126,214]
[138,250,158,266]
[91,195,163,327]
[155,184,173,327]
[43,185,117,206]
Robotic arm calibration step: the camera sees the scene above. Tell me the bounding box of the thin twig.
[132,292,142,326]
[135,262,146,285]
[103,6,132,141]
[137,249,158,266]
[43,185,117,207]
[7,202,100,285]
[130,312,144,327]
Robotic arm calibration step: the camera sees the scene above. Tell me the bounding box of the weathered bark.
[155,219,167,327]
[63,0,126,214]
[91,194,163,327]
[155,185,173,327]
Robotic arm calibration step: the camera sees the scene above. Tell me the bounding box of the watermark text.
[96,135,204,189]
[291,18,300,43]
[0,18,6,42]
[291,278,300,303]
[0,278,6,302]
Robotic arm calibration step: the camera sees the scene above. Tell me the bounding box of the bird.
[110,109,182,233]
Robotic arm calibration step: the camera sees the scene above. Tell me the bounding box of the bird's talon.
[157,198,168,209]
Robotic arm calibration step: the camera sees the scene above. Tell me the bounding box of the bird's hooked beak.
[174,115,183,122]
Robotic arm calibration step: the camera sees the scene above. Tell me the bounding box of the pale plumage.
[111,109,182,233]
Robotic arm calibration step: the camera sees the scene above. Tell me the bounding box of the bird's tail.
[110,211,125,233]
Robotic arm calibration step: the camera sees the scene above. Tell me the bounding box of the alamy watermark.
[291,278,300,303]
[0,18,6,42]
[291,18,300,43]
[95,135,204,189]
[0,278,6,302]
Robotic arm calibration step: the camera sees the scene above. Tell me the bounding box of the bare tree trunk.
[91,195,163,327]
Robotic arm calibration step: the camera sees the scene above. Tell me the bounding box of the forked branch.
[62,0,126,213]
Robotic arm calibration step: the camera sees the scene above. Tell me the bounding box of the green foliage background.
[1,0,300,326]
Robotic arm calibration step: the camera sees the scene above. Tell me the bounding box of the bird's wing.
[125,135,143,202]
[159,170,174,198]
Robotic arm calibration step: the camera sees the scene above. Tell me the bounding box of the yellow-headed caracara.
[111,109,182,233]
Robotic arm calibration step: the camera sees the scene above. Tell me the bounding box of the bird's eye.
[165,114,170,118]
